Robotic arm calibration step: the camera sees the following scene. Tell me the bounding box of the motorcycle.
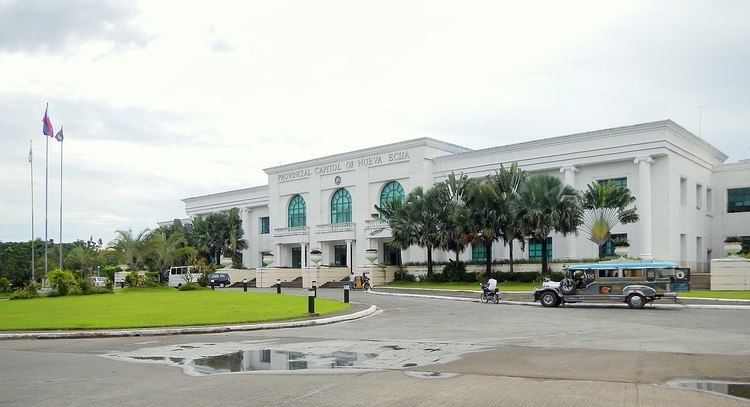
[480,283,499,304]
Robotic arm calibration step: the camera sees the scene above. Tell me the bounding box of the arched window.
[330,188,352,223]
[379,181,405,210]
[288,195,306,227]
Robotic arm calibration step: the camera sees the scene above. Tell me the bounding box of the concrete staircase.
[280,277,303,288]
[321,277,349,288]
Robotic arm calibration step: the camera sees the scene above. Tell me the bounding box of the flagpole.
[30,139,35,283]
[59,137,63,271]
[44,132,49,276]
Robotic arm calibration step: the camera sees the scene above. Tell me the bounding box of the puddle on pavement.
[102,340,488,377]
[665,380,750,401]
[404,371,460,379]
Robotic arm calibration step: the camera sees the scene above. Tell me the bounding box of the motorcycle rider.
[483,277,498,295]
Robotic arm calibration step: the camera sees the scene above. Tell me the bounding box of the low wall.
[355,265,398,286]
[710,258,750,290]
[221,269,256,285]
[404,262,566,278]
[302,267,350,288]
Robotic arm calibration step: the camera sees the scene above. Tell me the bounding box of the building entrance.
[383,242,401,266]
[292,247,302,268]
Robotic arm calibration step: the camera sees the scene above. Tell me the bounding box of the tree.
[147,231,191,282]
[580,181,639,251]
[190,208,247,266]
[519,174,583,277]
[487,163,527,273]
[460,178,504,277]
[65,245,95,276]
[376,186,443,275]
[112,229,150,270]
[436,173,470,264]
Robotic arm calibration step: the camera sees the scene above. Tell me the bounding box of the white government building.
[174,120,750,283]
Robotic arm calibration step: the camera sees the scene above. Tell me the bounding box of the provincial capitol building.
[167,120,750,280]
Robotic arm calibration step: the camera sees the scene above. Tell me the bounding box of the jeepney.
[533,262,690,309]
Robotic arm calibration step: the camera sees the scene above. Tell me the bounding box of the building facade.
[177,120,750,273]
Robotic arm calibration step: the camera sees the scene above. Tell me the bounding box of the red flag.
[42,103,54,137]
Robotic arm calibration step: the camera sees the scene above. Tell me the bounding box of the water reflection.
[667,380,750,401]
[134,349,379,375]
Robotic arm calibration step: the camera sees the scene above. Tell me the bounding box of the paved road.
[1,288,749,406]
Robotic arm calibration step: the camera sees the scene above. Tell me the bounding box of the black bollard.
[308,289,315,314]
[276,279,281,294]
[211,283,215,290]
[343,284,349,303]
[243,279,248,292]
[313,280,317,298]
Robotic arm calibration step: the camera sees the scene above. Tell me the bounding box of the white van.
[168,266,198,288]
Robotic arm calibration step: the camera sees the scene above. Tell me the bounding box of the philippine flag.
[42,103,54,137]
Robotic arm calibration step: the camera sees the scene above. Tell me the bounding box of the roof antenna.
[698,105,706,138]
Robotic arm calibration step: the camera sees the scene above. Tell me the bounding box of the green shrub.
[197,271,211,287]
[10,283,40,300]
[0,277,10,292]
[77,278,94,294]
[516,272,538,283]
[393,268,416,282]
[442,261,466,282]
[178,283,201,291]
[47,269,77,296]
[101,265,120,282]
[125,271,142,287]
[549,271,565,281]
[144,272,160,287]
[105,279,113,291]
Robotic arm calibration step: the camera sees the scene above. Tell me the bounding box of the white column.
[300,242,307,268]
[346,239,353,270]
[559,166,578,259]
[634,156,654,260]
[275,243,282,267]
[240,207,252,268]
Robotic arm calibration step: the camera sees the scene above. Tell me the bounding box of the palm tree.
[65,245,94,275]
[460,178,503,277]
[112,229,150,270]
[519,174,583,277]
[487,163,527,273]
[376,186,443,275]
[147,231,190,281]
[580,181,639,252]
[437,173,470,264]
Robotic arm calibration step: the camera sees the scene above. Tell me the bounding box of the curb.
[368,290,750,311]
[0,305,378,340]
[380,286,531,294]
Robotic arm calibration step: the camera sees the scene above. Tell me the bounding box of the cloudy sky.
[1,0,749,243]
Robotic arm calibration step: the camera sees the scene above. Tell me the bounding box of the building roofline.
[437,119,728,163]
[263,137,470,174]
[182,184,269,203]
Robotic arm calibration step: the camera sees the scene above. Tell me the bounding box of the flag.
[42,103,54,137]
[55,126,64,142]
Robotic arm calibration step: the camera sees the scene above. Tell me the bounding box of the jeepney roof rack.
[567,261,678,270]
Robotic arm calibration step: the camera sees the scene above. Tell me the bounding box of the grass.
[385,280,539,292]
[0,287,350,331]
[678,290,750,300]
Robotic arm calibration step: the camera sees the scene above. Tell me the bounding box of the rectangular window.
[706,187,713,212]
[334,244,347,267]
[472,245,487,262]
[727,187,750,213]
[598,177,627,187]
[680,234,687,264]
[696,236,703,271]
[680,177,687,206]
[259,217,270,234]
[261,349,271,363]
[528,237,552,261]
[599,233,627,258]
[696,184,703,210]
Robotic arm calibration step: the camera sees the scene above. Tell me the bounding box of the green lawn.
[0,287,350,331]
[678,290,750,300]
[385,281,539,292]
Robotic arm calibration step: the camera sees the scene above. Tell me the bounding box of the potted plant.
[365,248,379,265]
[261,251,275,267]
[724,237,743,257]
[613,240,630,258]
[309,249,322,267]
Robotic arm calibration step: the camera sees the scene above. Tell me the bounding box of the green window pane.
[379,181,405,211]
[288,195,306,227]
[599,233,627,258]
[330,188,352,224]
[528,237,552,261]
[728,187,750,213]
[260,217,270,234]
[334,244,347,266]
[598,177,627,188]
[472,245,487,262]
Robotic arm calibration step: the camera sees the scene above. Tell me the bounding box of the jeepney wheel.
[626,294,646,309]
[559,278,577,295]
[540,292,560,308]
